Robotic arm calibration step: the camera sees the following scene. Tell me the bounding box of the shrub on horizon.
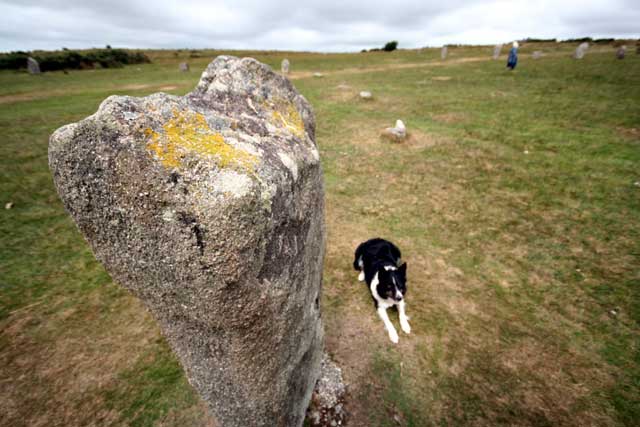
[383,41,398,52]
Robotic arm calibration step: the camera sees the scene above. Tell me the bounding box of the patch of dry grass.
[1,44,638,426]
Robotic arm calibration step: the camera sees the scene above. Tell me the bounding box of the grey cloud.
[1,0,638,52]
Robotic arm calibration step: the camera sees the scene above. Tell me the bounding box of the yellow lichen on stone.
[268,99,305,139]
[145,109,258,173]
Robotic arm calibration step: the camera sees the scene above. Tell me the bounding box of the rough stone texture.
[441,46,447,60]
[616,46,626,60]
[359,91,372,100]
[49,55,325,427]
[179,62,190,72]
[493,44,502,60]
[306,354,347,427]
[27,57,40,74]
[382,120,406,142]
[574,42,589,59]
[281,59,290,74]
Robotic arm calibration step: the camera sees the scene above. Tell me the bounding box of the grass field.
[1,43,639,426]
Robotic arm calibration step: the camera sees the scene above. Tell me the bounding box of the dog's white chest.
[369,273,397,308]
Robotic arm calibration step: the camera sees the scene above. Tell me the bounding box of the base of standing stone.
[306,354,347,427]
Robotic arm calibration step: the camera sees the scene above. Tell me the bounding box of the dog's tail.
[353,242,365,271]
[353,256,362,271]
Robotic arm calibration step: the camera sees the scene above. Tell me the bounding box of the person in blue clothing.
[507,41,519,70]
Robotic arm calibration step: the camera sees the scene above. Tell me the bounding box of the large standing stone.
[493,44,502,60]
[281,58,290,74]
[616,46,626,60]
[574,42,589,59]
[27,57,40,74]
[441,46,448,60]
[49,56,325,427]
[179,62,190,72]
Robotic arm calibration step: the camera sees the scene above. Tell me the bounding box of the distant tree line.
[522,37,620,44]
[366,37,633,53]
[0,48,151,72]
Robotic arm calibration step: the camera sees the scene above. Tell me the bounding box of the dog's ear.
[398,262,407,277]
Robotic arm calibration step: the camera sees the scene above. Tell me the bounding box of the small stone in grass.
[382,120,406,142]
[359,91,372,99]
[5,202,13,210]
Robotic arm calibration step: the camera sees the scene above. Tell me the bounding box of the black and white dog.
[353,238,410,343]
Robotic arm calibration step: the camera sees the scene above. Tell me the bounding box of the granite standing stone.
[493,44,502,60]
[179,62,190,72]
[27,57,40,74]
[574,42,589,59]
[49,56,325,427]
[281,58,290,74]
[441,46,448,60]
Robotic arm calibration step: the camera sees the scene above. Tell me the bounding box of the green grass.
[1,43,639,426]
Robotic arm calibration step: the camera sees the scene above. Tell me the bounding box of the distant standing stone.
[27,57,40,74]
[179,62,189,72]
[574,42,589,59]
[313,72,323,77]
[441,46,448,60]
[616,46,626,60]
[493,44,503,60]
[359,91,372,100]
[532,51,542,60]
[281,58,290,74]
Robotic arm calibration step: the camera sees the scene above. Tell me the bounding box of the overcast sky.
[1,0,638,52]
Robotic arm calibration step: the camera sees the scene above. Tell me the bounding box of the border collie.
[353,238,410,343]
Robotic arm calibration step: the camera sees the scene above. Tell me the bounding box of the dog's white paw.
[358,271,364,281]
[388,329,399,344]
[400,318,411,334]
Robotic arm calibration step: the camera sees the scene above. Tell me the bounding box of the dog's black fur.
[353,237,407,307]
